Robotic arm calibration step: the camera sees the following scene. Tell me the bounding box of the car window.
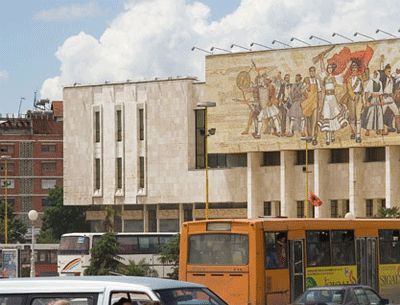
[364,289,381,305]
[110,292,152,305]
[0,295,26,305]
[296,289,345,304]
[31,296,96,305]
[354,288,370,305]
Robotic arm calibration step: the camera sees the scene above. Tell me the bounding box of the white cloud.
[34,2,100,22]
[41,0,400,100]
[0,70,8,81]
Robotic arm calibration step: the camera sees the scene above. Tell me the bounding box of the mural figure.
[302,66,322,144]
[318,58,348,145]
[277,74,292,135]
[362,70,384,135]
[287,74,305,137]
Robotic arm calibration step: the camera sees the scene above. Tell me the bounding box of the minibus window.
[265,232,288,269]
[59,236,90,255]
[188,234,248,265]
[0,295,26,305]
[379,230,400,264]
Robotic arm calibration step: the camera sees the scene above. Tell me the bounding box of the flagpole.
[304,140,309,218]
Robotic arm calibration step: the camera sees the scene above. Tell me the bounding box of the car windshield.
[154,288,228,305]
[296,289,346,304]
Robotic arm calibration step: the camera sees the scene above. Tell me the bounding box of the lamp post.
[1,155,11,243]
[196,101,216,220]
[304,141,309,218]
[28,209,38,277]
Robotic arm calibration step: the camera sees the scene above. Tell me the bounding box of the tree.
[121,259,158,277]
[85,232,122,275]
[378,207,400,218]
[38,186,90,243]
[0,200,27,243]
[159,234,180,279]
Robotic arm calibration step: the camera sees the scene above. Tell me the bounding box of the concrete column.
[314,149,330,218]
[143,205,148,232]
[247,152,263,219]
[156,204,160,232]
[178,203,184,231]
[280,151,296,217]
[385,146,400,208]
[349,148,364,217]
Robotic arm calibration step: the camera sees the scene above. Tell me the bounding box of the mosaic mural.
[205,39,400,152]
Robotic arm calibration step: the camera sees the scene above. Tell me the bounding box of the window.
[184,206,193,221]
[226,153,247,167]
[265,232,288,269]
[42,197,53,207]
[188,234,249,265]
[116,110,122,142]
[264,201,272,216]
[297,201,304,218]
[331,200,338,218]
[276,201,281,216]
[379,230,400,264]
[1,179,14,189]
[366,199,373,217]
[208,153,226,168]
[95,158,101,190]
[41,144,56,153]
[365,147,385,162]
[330,148,349,163]
[306,230,331,266]
[296,150,314,165]
[160,219,180,232]
[41,161,56,173]
[139,108,144,140]
[138,236,159,254]
[354,288,382,305]
[124,220,144,232]
[380,199,386,209]
[195,109,205,169]
[263,151,281,166]
[139,156,145,188]
[0,145,14,153]
[116,158,122,189]
[95,111,100,143]
[116,236,139,254]
[331,230,355,265]
[155,288,226,305]
[41,179,56,189]
[344,200,350,214]
[0,162,14,174]
[0,296,27,305]
[110,292,151,305]
[59,236,90,255]
[31,295,96,305]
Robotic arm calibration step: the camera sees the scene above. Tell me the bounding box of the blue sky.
[0,0,240,114]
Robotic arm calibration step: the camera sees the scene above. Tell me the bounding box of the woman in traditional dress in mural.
[318,58,349,145]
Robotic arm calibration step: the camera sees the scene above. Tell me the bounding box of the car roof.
[0,276,205,293]
[306,285,373,290]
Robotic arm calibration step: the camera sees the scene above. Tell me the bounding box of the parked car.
[0,276,228,305]
[293,285,389,305]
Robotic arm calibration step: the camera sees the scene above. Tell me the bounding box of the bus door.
[356,237,378,290]
[289,239,304,302]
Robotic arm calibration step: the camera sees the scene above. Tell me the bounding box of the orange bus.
[179,218,400,305]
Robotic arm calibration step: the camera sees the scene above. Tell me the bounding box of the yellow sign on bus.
[306,265,357,288]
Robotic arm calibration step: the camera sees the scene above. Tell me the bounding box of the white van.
[0,276,228,305]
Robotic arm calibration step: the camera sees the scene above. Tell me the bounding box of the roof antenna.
[18,97,26,116]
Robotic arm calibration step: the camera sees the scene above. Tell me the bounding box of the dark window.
[0,162,14,174]
[188,233,249,265]
[138,236,159,254]
[366,199,373,217]
[139,108,144,141]
[381,199,386,209]
[276,201,281,216]
[184,206,193,221]
[264,201,272,216]
[139,156,145,188]
[124,220,144,232]
[296,150,314,165]
[0,296,26,305]
[116,158,122,189]
[297,201,304,218]
[330,149,349,163]
[95,111,100,143]
[345,200,350,214]
[41,144,56,153]
[263,151,281,166]
[147,206,157,232]
[365,147,385,162]
[331,200,338,218]
[226,153,247,167]
[265,232,288,269]
[59,236,89,255]
[195,109,205,169]
[0,145,14,153]
[116,110,122,142]
[160,219,180,232]
[42,197,53,207]
[117,235,139,254]
[95,158,101,190]
[208,154,226,168]
[306,230,331,266]
[331,230,355,265]
[379,230,400,264]
[41,161,56,173]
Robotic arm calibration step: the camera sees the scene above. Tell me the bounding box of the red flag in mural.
[327,45,374,81]
[309,192,323,207]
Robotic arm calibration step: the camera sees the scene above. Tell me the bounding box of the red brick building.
[0,102,63,228]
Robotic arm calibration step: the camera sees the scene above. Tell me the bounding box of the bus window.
[117,236,139,254]
[264,232,287,269]
[379,230,400,264]
[59,236,90,255]
[306,231,330,267]
[188,234,248,265]
[138,236,159,254]
[331,230,355,266]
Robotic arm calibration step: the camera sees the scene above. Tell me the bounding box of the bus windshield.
[59,236,90,255]
[188,234,248,265]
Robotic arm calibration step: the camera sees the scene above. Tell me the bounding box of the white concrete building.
[63,77,399,232]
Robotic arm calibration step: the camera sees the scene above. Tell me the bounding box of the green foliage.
[159,234,180,279]
[378,207,400,218]
[120,259,158,277]
[85,232,122,275]
[38,186,90,243]
[0,199,27,243]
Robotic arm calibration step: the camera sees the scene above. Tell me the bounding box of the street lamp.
[196,101,216,220]
[1,155,11,244]
[28,209,38,278]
